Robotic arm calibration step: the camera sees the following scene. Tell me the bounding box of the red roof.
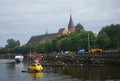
[58,28,68,35]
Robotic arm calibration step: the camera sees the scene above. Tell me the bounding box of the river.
[0,59,120,81]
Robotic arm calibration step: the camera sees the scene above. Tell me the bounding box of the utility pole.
[88,33,90,52]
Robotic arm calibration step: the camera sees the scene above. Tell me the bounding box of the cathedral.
[27,14,75,45]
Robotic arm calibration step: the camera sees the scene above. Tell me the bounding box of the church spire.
[68,14,74,29]
[68,14,75,33]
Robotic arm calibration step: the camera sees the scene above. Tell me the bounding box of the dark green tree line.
[0,24,120,54]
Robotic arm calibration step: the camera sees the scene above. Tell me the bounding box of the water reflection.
[52,66,120,80]
[15,62,24,70]
[29,72,43,81]
[6,61,24,71]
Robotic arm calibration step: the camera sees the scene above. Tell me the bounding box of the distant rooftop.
[58,28,68,35]
[27,33,57,45]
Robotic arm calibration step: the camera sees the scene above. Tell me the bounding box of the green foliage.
[75,23,84,32]
[5,39,20,48]
[51,39,57,52]
[70,31,96,51]
[58,37,71,51]
[20,44,35,54]
[0,48,7,54]
[3,39,20,54]
[98,24,120,48]
[36,39,52,53]
[96,32,110,49]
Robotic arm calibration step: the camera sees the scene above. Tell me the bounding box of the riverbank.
[0,52,120,67]
[40,52,120,67]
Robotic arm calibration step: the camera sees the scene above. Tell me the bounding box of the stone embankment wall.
[40,52,120,66]
[0,52,120,66]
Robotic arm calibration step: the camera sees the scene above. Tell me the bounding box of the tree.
[98,24,120,48]
[4,39,20,53]
[52,34,70,51]
[36,39,52,53]
[75,23,84,32]
[5,39,20,49]
[44,39,52,53]
[59,37,71,51]
[51,39,57,52]
[68,31,96,51]
[20,44,35,54]
[96,32,110,49]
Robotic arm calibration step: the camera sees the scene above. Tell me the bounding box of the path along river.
[0,59,120,81]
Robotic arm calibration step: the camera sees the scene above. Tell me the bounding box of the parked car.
[64,51,72,54]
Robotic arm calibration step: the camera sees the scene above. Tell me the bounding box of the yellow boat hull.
[28,63,43,72]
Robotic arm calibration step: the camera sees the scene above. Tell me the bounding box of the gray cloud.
[0,0,120,47]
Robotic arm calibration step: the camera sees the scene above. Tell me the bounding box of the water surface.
[0,59,120,81]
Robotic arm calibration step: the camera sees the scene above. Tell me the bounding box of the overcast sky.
[0,0,120,47]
